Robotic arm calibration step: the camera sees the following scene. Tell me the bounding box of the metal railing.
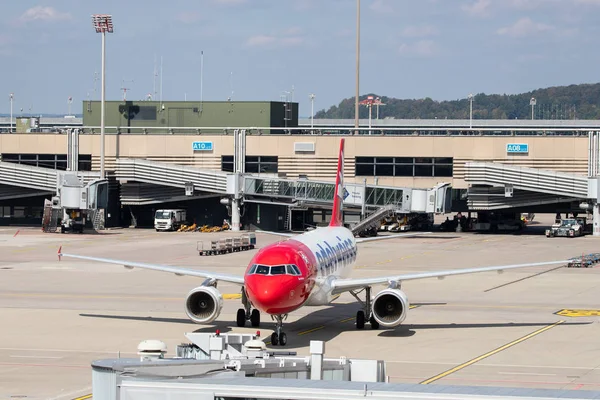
[1,124,595,137]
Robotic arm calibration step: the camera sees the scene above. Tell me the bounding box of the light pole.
[375,97,385,119]
[354,0,360,134]
[67,96,73,115]
[468,93,474,129]
[309,93,315,132]
[530,97,536,120]
[92,14,114,179]
[9,93,13,133]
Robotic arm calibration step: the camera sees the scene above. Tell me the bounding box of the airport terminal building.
[0,100,598,230]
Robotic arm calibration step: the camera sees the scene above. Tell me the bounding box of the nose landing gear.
[270,314,288,346]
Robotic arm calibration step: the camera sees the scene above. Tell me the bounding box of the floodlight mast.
[92,14,114,179]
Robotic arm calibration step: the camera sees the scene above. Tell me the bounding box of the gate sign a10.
[193,141,213,151]
[506,143,529,154]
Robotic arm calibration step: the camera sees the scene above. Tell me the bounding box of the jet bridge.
[112,158,452,214]
[464,161,589,210]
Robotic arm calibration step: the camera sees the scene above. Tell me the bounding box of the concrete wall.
[0,133,588,189]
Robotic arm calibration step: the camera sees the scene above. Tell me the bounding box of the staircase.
[90,209,105,231]
[351,204,397,237]
[283,207,292,231]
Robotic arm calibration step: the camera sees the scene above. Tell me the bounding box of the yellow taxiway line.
[72,395,92,400]
[420,320,565,385]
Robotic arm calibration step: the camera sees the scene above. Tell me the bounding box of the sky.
[1,0,600,117]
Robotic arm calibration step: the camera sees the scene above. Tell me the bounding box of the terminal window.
[355,157,453,177]
[1,153,92,171]
[221,155,278,173]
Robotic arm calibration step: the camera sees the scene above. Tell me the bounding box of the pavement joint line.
[484,264,565,292]
[419,320,565,385]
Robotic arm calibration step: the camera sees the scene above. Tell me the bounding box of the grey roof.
[124,376,600,399]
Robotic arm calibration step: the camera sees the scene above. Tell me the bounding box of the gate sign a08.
[506,143,529,154]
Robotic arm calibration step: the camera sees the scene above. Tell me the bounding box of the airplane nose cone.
[246,276,305,315]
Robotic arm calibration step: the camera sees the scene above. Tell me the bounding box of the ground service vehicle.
[60,209,85,234]
[198,233,257,255]
[59,139,574,347]
[154,209,187,231]
[546,218,588,238]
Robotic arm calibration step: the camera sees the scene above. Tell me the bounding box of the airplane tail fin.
[329,138,345,227]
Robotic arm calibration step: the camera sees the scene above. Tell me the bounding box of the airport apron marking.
[555,309,600,317]
[420,320,564,385]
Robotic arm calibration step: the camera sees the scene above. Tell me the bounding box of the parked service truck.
[154,209,187,231]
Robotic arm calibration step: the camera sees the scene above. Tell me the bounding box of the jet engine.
[184,286,223,324]
[372,288,409,328]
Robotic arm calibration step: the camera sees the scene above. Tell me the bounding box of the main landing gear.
[236,289,261,328]
[270,314,288,346]
[350,286,380,330]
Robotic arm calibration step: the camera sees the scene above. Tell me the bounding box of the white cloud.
[18,6,71,23]
[370,0,394,13]
[246,33,304,48]
[398,40,437,57]
[283,27,303,36]
[214,0,247,4]
[572,0,600,4]
[497,17,554,38]
[175,12,203,24]
[0,34,12,56]
[401,25,438,38]
[462,0,492,17]
[246,35,277,47]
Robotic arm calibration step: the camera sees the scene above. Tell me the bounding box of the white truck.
[154,209,187,231]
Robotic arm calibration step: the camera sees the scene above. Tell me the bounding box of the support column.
[310,341,325,380]
[231,197,241,232]
[594,203,600,237]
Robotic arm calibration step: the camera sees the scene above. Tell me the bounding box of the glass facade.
[221,156,278,173]
[355,157,453,177]
[1,153,92,171]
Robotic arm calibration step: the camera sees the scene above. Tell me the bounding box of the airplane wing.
[355,232,432,243]
[58,249,245,285]
[331,259,570,294]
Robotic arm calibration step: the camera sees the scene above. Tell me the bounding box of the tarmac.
[1,213,600,399]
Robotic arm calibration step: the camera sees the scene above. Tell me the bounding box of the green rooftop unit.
[82,100,298,133]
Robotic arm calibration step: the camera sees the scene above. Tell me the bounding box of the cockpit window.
[248,264,302,276]
[255,265,270,275]
[270,265,286,275]
[286,264,301,276]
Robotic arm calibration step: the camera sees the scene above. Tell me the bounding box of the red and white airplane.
[59,138,571,346]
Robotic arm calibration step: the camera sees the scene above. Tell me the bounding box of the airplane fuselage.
[244,226,357,315]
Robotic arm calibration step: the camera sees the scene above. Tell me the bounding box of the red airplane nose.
[246,275,306,315]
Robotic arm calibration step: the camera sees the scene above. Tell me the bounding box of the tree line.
[314,83,600,120]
